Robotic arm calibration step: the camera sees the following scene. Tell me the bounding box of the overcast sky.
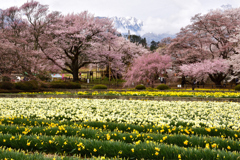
[1,0,240,34]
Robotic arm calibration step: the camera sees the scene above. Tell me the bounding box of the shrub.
[235,84,240,91]
[15,81,39,91]
[135,84,146,90]
[40,82,50,88]
[156,84,170,90]
[50,82,68,89]
[92,84,107,89]
[50,81,81,89]
[2,76,11,82]
[0,82,14,90]
[66,82,81,89]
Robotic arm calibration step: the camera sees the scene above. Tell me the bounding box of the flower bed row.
[0,121,239,152]
[1,132,239,160]
[1,98,240,129]
[21,90,240,98]
[1,117,240,140]
[0,118,240,159]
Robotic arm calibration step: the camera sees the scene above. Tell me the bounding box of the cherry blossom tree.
[19,0,62,76]
[166,8,240,86]
[0,2,60,80]
[229,54,240,80]
[116,37,149,66]
[0,36,20,76]
[89,40,124,79]
[158,37,172,48]
[228,31,240,80]
[0,7,27,77]
[124,52,172,87]
[180,59,230,84]
[20,0,61,50]
[103,36,149,78]
[38,11,121,81]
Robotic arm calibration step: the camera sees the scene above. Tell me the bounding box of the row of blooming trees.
[125,7,240,87]
[0,0,149,82]
[1,1,240,87]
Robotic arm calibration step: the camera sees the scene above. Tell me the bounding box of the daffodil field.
[0,98,240,159]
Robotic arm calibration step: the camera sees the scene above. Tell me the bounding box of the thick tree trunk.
[72,69,79,82]
[151,80,154,88]
[209,73,226,88]
[72,59,79,82]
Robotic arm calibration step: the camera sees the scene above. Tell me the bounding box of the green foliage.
[146,87,157,90]
[50,81,81,89]
[94,77,125,84]
[0,82,14,90]
[2,76,11,82]
[49,81,66,88]
[128,35,147,47]
[135,84,146,90]
[92,84,107,89]
[235,84,240,91]
[156,84,170,90]
[15,81,39,91]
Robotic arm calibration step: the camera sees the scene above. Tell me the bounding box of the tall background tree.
[129,35,147,47]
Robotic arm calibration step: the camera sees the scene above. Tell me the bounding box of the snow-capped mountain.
[111,16,143,35]
[111,16,175,44]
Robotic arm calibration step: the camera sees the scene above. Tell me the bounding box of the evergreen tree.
[150,40,159,51]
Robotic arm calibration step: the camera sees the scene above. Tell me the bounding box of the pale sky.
[1,0,240,34]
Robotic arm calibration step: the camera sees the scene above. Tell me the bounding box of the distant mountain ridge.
[142,32,175,44]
